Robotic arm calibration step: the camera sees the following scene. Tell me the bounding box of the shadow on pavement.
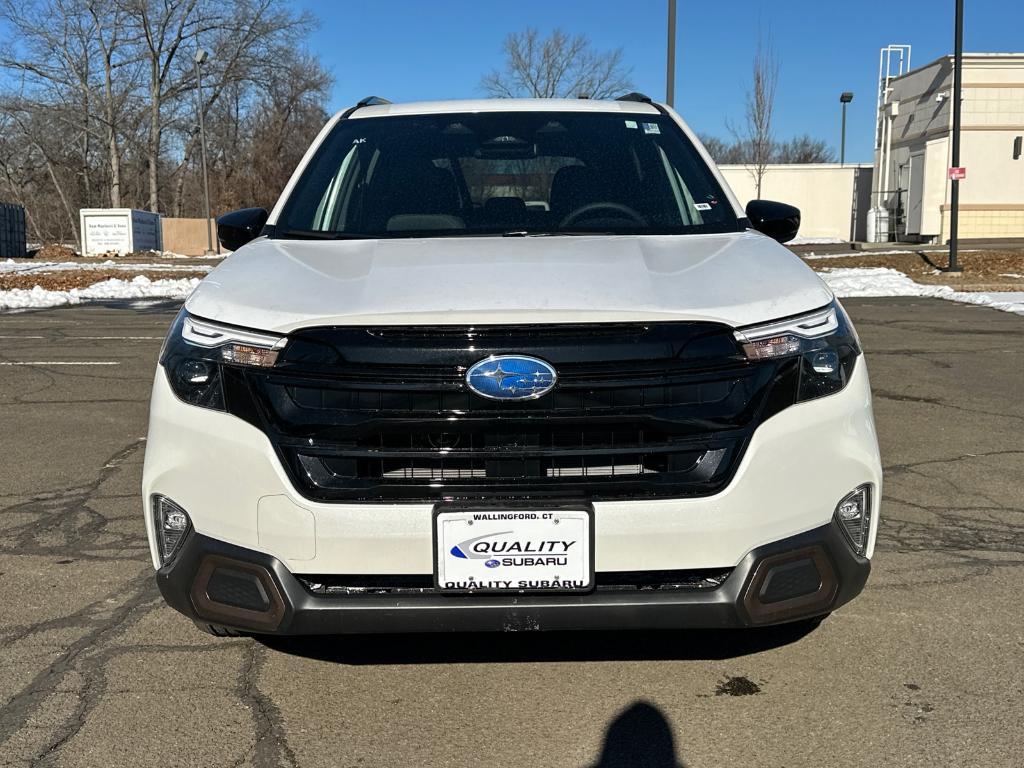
[589,701,686,768]
[257,620,820,665]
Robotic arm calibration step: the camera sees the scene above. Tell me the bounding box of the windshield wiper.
[502,230,621,237]
[272,228,370,240]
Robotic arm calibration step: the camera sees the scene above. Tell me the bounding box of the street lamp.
[840,92,854,166]
[666,0,677,106]
[946,0,964,273]
[194,48,215,255]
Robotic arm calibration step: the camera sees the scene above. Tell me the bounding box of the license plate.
[434,507,594,593]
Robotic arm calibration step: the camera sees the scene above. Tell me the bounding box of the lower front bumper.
[156,521,870,635]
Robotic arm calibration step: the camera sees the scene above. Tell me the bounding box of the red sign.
[948,167,967,180]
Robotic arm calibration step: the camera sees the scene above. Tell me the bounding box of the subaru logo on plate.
[466,355,557,401]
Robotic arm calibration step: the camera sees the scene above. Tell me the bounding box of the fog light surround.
[834,484,872,555]
[153,495,191,565]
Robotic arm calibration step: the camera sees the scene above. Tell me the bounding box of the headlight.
[159,310,286,411]
[734,300,860,402]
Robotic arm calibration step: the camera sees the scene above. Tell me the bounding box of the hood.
[185,231,833,333]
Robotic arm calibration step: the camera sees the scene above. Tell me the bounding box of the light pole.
[947,0,964,273]
[666,0,676,106]
[194,48,215,255]
[840,92,854,166]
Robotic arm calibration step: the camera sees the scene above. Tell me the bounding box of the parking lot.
[0,297,1021,768]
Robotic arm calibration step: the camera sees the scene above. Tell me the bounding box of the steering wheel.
[559,202,647,229]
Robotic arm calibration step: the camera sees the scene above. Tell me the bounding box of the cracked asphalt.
[0,297,1022,768]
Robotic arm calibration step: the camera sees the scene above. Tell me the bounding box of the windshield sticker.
[694,203,712,211]
[624,120,638,129]
[643,122,661,135]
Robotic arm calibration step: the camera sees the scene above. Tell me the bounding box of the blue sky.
[296,0,1024,163]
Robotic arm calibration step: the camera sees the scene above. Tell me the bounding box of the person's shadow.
[590,701,686,768]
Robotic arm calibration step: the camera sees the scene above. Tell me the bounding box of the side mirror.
[745,200,800,243]
[217,207,268,252]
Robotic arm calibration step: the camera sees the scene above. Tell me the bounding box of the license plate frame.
[432,503,595,594]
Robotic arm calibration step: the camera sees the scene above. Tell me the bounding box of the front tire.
[192,620,243,638]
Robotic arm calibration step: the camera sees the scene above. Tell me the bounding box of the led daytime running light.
[735,305,840,361]
[181,315,285,368]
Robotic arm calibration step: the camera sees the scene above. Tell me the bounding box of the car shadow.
[256,620,821,665]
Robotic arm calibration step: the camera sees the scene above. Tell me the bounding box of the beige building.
[874,53,1024,242]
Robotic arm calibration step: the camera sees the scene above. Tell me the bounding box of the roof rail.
[356,96,392,107]
[615,92,653,103]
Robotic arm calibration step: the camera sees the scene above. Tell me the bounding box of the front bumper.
[157,520,870,635]
[143,359,882,575]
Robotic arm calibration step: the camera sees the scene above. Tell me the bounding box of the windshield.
[274,110,742,239]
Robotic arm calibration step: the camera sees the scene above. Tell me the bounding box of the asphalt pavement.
[0,297,1021,767]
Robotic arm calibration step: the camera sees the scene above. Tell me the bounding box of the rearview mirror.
[745,200,800,244]
[217,207,268,252]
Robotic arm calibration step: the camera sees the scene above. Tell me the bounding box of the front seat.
[549,165,609,222]
[379,160,465,231]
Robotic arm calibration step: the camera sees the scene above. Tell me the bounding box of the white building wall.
[719,164,871,241]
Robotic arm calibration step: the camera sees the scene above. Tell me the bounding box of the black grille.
[222,322,797,502]
[758,558,822,604]
[296,568,733,596]
[206,567,270,611]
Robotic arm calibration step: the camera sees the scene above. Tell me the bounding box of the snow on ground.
[788,236,847,245]
[802,249,917,260]
[0,276,201,311]
[160,250,230,259]
[821,267,1024,316]
[1,258,213,274]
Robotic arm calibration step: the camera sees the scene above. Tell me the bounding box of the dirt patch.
[802,249,1024,290]
[0,270,205,291]
[31,244,78,260]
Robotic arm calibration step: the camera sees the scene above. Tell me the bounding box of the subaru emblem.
[466,355,557,401]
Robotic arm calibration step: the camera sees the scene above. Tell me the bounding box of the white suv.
[143,95,881,636]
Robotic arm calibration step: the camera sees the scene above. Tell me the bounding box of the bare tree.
[729,34,778,197]
[774,135,835,164]
[166,0,319,215]
[0,0,330,244]
[87,0,139,208]
[481,28,633,99]
[121,0,205,213]
[698,134,746,164]
[699,132,835,165]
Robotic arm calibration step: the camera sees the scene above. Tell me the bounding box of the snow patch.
[803,249,913,260]
[159,250,229,259]
[788,236,847,245]
[820,267,1024,316]
[0,276,200,310]
[1,259,212,274]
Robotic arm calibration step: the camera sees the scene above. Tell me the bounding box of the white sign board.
[79,209,162,256]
